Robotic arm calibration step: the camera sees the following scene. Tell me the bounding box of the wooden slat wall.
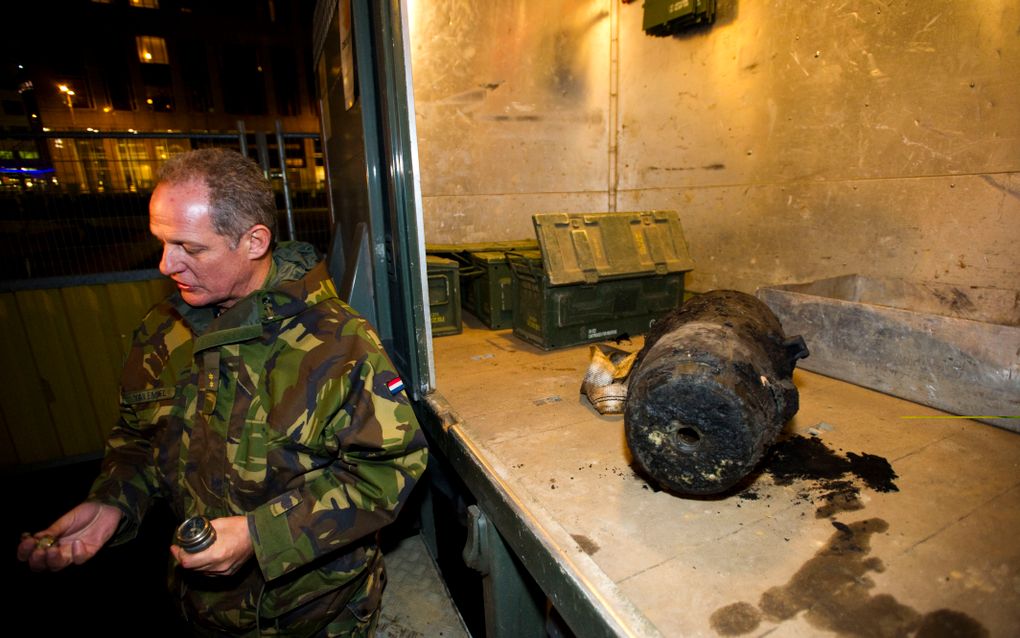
[0,293,63,464]
[0,277,174,468]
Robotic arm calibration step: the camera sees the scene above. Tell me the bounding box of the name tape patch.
[122,387,176,405]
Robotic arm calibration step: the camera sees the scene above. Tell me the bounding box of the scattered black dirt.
[738,434,898,518]
[763,435,898,491]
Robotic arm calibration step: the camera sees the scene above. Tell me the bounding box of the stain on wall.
[409,1,1020,292]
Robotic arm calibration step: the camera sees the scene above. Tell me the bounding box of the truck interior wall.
[408,1,1019,294]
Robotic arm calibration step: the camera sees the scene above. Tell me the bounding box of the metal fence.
[0,128,331,281]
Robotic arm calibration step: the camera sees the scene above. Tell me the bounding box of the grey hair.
[157,148,277,246]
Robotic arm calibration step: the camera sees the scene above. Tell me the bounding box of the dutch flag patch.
[386,377,405,395]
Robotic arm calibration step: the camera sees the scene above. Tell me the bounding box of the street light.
[58,84,76,128]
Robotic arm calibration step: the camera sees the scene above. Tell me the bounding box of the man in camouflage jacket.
[18,149,428,636]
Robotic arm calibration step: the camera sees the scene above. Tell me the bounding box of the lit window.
[0,150,13,160]
[129,0,159,8]
[19,150,40,160]
[137,36,169,64]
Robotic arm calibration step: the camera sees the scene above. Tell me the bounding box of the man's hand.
[17,502,122,572]
[171,515,253,576]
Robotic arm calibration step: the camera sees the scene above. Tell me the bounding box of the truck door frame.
[313,0,434,398]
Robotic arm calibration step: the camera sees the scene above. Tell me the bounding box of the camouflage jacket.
[89,242,428,633]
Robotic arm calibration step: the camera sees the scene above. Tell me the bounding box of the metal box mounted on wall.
[643,0,717,36]
[510,211,695,350]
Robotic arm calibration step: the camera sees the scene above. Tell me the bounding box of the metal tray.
[757,274,1020,432]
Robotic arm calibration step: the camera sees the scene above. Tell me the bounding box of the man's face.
[149,180,263,309]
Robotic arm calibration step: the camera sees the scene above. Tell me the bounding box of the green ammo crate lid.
[532,211,694,286]
[426,255,458,269]
[505,249,544,278]
[467,250,510,264]
[464,249,540,266]
[425,239,539,255]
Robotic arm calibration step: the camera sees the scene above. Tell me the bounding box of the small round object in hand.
[175,516,217,554]
[35,535,56,549]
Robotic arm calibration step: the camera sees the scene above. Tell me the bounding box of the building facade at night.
[1,0,321,192]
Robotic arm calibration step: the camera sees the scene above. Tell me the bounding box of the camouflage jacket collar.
[172,241,338,351]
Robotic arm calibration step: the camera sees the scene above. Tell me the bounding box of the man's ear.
[246,224,272,260]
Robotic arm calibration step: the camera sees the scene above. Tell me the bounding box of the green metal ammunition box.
[510,211,695,350]
[462,251,516,329]
[425,239,540,330]
[426,255,462,336]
